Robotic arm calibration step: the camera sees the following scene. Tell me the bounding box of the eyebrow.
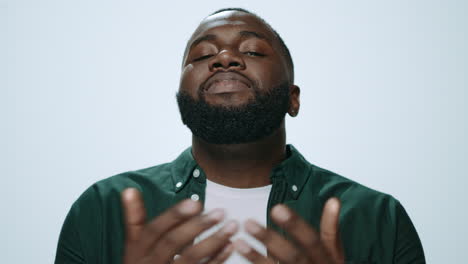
[189,30,271,51]
[190,34,217,50]
[239,30,269,41]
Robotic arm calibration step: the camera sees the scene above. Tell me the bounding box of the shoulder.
[304,164,421,261]
[67,147,195,220]
[313,164,397,202]
[96,162,175,194]
[287,145,400,212]
[71,161,176,213]
[64,160,180,245]
[307,164,401,217]
[56,157,188,263]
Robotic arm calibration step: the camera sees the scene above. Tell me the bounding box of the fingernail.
[122,188,136,200]
[220,220,239,235]
[179,200,199,214]
[272,204,290,223]
[206,208,225,222]
[244,219,261,234]
[234,240,251,254]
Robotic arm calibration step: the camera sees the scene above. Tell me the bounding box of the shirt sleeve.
[54,185,104,264]
[393,201,426,264]
[54,203,86,264]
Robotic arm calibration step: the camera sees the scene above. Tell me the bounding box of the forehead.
[188,11,277,46]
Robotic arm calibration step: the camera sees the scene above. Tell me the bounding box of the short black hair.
[208,8,295,82]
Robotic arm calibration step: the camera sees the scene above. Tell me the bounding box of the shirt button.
[176,182,182,188]
[193,169,200,178]
[292,185,298,192]
[191,194,200,201]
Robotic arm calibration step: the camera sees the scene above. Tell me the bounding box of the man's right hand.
[121,188,238,264]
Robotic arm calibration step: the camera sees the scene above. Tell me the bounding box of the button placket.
[193,169,200,178]
[186,167,206,204]
[190,194,200,201]
[291,185,298,192]
[189,168,201,202]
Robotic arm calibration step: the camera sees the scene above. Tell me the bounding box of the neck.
[192,123,287,188]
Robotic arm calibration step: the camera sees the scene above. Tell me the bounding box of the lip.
[203,72,252,94]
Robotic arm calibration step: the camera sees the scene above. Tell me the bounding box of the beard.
[176,82,290,144]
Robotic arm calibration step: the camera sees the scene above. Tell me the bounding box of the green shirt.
[55,145,425,263]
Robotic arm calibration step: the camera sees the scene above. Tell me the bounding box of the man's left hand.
[233,197,345,264]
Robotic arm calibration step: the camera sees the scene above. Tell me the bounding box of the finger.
[320,197,345,263]
[121,188,147,243]
[207,243,235,264]
[244,219,307,264]
[149,208,226,262]
[138,198,202,255]
[271,204,329,262]
[175,220,239,264]
[233,239,276,264]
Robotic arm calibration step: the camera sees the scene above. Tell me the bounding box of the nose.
[209,49,245,71]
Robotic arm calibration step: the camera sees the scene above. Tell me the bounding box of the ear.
[288,84,300,117]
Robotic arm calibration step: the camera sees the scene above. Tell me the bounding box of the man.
[55,8,425,264]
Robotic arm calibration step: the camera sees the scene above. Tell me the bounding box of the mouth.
[203,72,252,95]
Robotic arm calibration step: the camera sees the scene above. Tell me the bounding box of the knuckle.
[321,229,337,240]
[262,230,276,243]
[210,251,226,263]
[193,215,217,232]
[239,245,263,262]
[161,233,180,248]
[214,229,230,239]
[146,223,163,237]
[303,235,320,248]
[251,226,270,242]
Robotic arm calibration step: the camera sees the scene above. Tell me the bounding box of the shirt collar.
[272,144,312,199]
[170,144,311,199]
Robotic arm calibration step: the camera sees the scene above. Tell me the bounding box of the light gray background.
[2,0,467,263]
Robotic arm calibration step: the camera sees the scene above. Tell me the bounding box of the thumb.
[320,197,344,263]
[121,188,147,242]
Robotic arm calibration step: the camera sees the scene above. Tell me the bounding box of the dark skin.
[121,11,344,263]
[182,11,298,188]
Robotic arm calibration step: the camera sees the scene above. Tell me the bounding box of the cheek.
[250,61,286,90]
[179,64,208,98]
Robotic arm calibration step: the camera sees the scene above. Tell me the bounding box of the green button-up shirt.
[55,145,425,263]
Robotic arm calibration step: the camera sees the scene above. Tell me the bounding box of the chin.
[203,92,255,108]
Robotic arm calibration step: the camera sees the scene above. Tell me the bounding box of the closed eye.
[193,54,213,62]
[244,51,265,57]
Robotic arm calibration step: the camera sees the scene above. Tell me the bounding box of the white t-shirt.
[194,179,272,263]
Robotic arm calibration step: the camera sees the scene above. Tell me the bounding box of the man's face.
[177,11,296,144]
[179,11,291,106]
